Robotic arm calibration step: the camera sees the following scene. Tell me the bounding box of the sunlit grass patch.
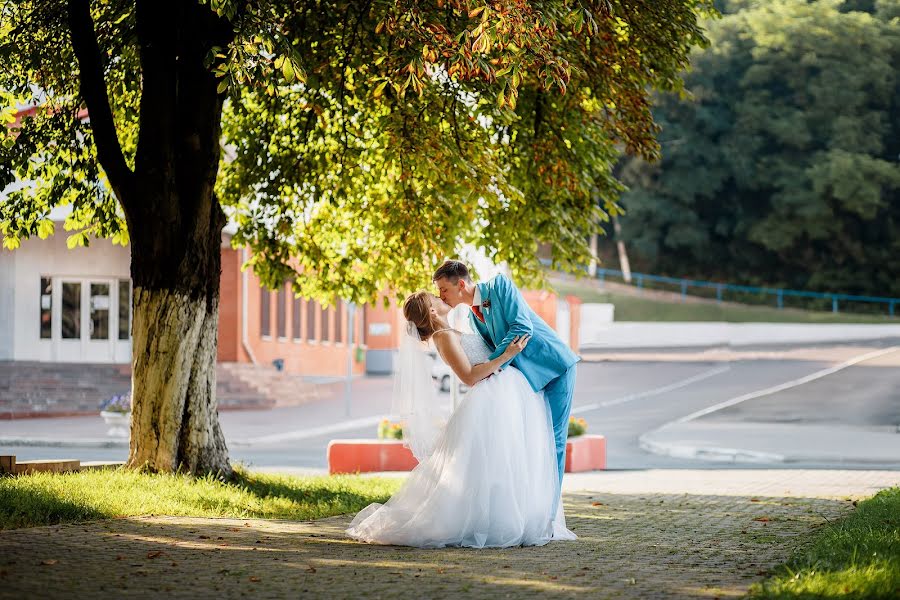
[749,487,899,599]
[0,467,401,530]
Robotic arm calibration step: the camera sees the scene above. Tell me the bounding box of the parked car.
[427,350,468,394]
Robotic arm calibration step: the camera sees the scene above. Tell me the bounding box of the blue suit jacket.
[469,274,579,393]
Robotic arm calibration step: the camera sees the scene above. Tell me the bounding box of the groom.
[433,260,580,492]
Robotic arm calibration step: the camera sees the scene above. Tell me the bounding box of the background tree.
[615,0,900,300]
[1,0,712,475]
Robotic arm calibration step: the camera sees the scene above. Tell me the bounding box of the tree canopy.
[616,0,900,299]
[2,0,713,301]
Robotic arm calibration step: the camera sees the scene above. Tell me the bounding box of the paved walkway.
[1,469,897,599]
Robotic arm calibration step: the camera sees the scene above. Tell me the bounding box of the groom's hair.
[432,260,472,284]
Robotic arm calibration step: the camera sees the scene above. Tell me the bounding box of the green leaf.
[37,219,54,239]
[282,59,294,82]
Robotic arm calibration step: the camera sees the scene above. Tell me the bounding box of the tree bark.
[66,0,235,475]
[129,285,229,475]
[123,0,234,476]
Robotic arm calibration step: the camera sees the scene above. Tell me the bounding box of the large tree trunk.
[121,0,234,475]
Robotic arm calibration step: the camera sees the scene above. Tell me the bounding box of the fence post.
[680,280,688,302]
[598,269,606,287]
[636,274,644,294]
[832,296,839,313]
[891,301,896,318]
[716,284,723,304]
[776,289,784,310]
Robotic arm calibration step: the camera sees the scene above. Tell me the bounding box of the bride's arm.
[433,332,529,387]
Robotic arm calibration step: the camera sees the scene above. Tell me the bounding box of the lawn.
[551,279,895,324]
[0,468,402,530]
[748,487,900,599]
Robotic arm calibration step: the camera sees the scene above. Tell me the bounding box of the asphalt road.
[2,341,898,471]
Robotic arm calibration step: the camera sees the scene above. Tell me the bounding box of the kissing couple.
[347,260,580,548]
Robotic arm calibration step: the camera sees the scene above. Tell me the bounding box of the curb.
[0,437,128,448]
[638,431,785,463]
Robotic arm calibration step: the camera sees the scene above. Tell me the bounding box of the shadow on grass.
[0,478,108,529]
[232,470,393,517]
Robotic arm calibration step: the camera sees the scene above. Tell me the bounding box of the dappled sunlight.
[0,491,870,597]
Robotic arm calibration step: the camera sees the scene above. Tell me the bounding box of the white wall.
[580,315,900,350]
[10,231,131,362]
[0,250,14,360]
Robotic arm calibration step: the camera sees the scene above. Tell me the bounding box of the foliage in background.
[614,0,900,298]
[568,416,587,437]
[377,419,404,440]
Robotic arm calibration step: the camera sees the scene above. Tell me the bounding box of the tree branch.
[67,0,134,204]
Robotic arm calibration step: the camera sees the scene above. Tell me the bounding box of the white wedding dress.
[346,332,576,548]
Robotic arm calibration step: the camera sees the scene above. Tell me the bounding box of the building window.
[334,299,343,343]
[320,305,330,342]
[292,296,302,340]
[118,279,131,340]
[260,287,271,337]
[90,283,110,340]
[306,299,317,342]
[276,284,287,338]
[61,282,81,339]
[40,277,52,339]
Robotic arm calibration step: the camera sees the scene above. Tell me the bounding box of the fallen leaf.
[40,559,58,566]
[249,576,261,583]
[171,562,178,567]
[750,498,760,503]
[198,535,210,539]
[306,566,317,573]
[147,551,163,559]
[753,517,771,522]
[591,502,604,507]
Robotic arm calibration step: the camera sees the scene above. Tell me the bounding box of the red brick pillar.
[566,295,581,354]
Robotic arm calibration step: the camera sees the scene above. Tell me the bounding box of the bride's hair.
[403,291,438,341]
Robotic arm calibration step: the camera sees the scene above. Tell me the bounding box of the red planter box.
[327,434,606,475]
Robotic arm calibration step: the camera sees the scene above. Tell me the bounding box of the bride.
[346,291,576,548]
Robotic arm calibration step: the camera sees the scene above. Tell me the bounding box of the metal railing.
[547,261,898,316]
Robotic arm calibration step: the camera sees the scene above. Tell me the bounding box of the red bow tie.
[471,305,485,323]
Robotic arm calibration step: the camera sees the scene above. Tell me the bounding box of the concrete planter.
[99,411,130,438]
[327,434,606,475]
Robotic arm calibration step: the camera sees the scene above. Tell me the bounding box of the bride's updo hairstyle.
[403,291,438,341]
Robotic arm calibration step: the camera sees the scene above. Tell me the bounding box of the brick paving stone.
[1,470,897,599]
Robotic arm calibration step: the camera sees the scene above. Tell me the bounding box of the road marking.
[233,415,388,446]
[638,345,900,463]
[572,365,732,414]
[669,345,900,425]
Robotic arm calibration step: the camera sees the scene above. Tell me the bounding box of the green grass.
[0,467,402,530]
[552,280,895,323]
[748,487,900,599]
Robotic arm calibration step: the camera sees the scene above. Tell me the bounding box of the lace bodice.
[459,332,493,365]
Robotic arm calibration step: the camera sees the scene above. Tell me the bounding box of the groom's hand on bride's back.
[502,335,530,361]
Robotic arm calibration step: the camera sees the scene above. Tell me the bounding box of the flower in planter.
[100,392,132,414]
[377,419,404,440]
[568,416,587,438]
